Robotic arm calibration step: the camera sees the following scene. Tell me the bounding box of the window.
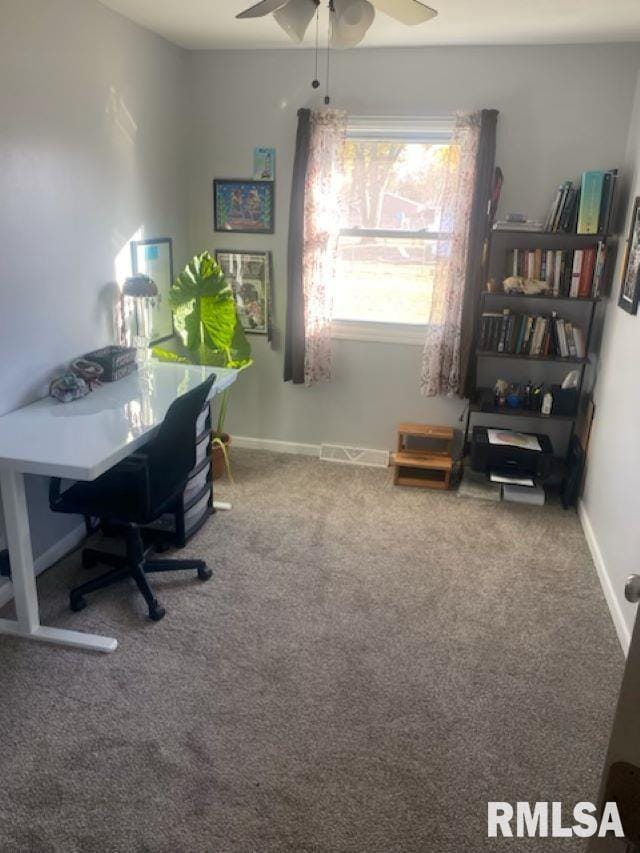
[332,117,454,343]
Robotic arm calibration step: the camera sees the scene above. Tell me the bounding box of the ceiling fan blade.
[273,0,317,41]
[236,0,290,19]
[370,0,436,25]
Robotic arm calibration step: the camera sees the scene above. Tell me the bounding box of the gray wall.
[581,70,640,647]
[0,0,189,556]
[187,44,640,451]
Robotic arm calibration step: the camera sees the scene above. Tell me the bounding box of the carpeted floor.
[0,449,624,852]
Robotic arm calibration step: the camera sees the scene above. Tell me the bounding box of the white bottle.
[541,391,553,415]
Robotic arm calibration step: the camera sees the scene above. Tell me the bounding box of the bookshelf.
[465,226,616,475]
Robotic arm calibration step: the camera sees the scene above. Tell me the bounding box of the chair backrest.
[145,373,216,508]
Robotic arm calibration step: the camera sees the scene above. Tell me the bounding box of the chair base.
[71,544,212,621]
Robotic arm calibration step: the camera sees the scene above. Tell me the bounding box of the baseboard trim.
[233,435,320,457]
[578,500,631,654]
[0,522,86,609]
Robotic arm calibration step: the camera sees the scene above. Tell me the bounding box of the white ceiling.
[99,0,640,50]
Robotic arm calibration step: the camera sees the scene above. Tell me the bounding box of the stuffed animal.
[503,275,551,295]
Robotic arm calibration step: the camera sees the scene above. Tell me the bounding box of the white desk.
[0,362,236,653]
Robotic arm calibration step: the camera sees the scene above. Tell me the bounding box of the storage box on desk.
[84,346,137,381]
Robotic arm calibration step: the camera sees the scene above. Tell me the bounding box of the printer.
[470,426,553,480]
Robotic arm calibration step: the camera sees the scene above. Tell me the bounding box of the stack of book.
[506,244,606,297]
[493,219,544,232]
[544,170,617,235]
[479,309,586,359]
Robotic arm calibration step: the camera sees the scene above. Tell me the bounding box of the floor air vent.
[319,444,390,468]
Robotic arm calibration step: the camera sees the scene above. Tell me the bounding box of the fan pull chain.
[311,2,320,90]
[325,0,333,104]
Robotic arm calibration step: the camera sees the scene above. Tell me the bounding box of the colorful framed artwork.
[216,250,272,337]
[213,179,274,234]
[619,196,640,315]
[253,147,275,181]
[130,237,175,343]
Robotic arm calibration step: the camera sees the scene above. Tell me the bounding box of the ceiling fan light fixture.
[273,0,318,41]
[331,0,375,47]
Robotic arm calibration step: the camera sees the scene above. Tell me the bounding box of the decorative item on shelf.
[123,274,159,364]
[485,277,502,294]
[503,276,551,295]
[213,179,274,234]
[49,372,91,404]
[530,384,543,412]
[493,379,508,407]
[70,358,104,388]
[618,196,640,315]
[153,251,253,481]
[561,369,579,389]
[506,385,521,409]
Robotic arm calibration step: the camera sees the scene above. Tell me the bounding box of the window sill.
[331,319,428,346]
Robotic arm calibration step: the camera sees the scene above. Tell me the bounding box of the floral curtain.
[302,108,347,386]
[420,112,482,397]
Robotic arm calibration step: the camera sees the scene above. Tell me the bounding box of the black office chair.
[49,374,216,621]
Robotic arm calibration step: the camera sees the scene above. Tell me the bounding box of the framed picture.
[213,179,274,234]
[253,147,275,181]
[130,238,175,343]
[216,250,272,337]
[619,196,640,315]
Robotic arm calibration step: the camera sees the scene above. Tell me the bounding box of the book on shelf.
[543,169,617,235]
[504,244,604,298]
[478,309,585,359]
[493,220,544,232]
[592,241,607,297]
[578,172,605,234]
[544,180,579,233]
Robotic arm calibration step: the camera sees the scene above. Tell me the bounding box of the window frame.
[331,116,454,345]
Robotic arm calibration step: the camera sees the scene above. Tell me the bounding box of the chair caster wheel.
[197,566,213,581]
[149,605,166,621]
[82,551,98,570]
[70,594,87,612]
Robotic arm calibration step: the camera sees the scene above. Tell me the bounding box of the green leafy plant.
[153,252,252,479]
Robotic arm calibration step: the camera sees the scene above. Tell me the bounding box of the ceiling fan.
[236,0,437,48]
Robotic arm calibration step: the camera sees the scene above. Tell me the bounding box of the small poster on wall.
[130,237,175,343]
[213,180,274,233]
[619,196,640,315]
[253,147,275,181]
[216,250,272,339]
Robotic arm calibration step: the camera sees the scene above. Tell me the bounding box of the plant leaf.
[151,347,189,363]
[200,294,236,355]
[166,250,252,373]
[169,252,229,309]
[227,317,252,368]
[183,304,203,352]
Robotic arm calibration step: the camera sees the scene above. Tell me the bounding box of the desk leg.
[0,470,117,653]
